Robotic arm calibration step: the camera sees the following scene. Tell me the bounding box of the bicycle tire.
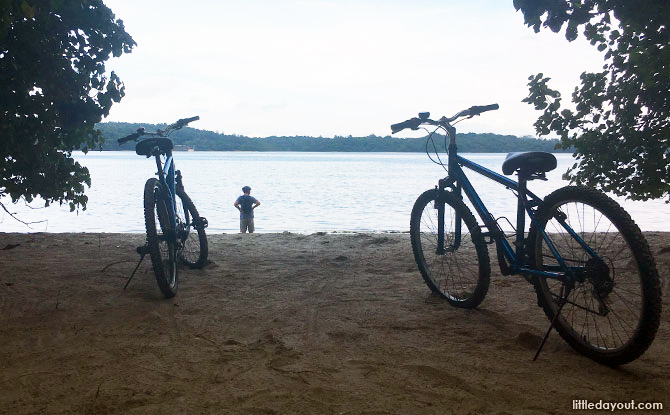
[144,178,178,298]
[528,186,661,366]
[175,187,208,268]
[410,189,490,308]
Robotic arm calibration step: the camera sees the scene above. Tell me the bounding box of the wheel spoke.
[530,186,660,365]
[410,190,490,308]
[172,189,208,269]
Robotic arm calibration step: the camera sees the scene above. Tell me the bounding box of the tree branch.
[0,199,47,228]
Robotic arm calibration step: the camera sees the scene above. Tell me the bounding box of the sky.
[102,0,605,139]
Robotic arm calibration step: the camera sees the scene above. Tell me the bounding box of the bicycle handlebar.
[390,118,422,134]
[173,116,200,129]
[466,103,499,116]
[117,116,200,145]
[118,128,145,144]
[390,104,498,134]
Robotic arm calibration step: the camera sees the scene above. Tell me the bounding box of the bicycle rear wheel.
[144,178,178,298]
[175,187,208,268]
[529,186,661,365]
[410,189,490,308]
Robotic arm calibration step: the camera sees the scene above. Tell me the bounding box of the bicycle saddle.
[502,151,557,176]
[135,137,173,156]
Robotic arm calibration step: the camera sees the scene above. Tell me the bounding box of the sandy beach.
[0,231,668,414]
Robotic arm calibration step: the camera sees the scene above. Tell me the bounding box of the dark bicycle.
[118,116,208,298]
[391,104,662,366]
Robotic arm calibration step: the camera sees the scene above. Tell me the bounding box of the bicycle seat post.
[515,170,530,266]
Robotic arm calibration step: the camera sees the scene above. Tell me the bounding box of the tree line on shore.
[98,122,568,153]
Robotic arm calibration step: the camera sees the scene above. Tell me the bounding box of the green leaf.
[517,0,670,201]
[1,1,135,214]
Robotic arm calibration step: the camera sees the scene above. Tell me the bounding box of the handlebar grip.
[117,131,141,145]
[468,104,499,116]
[390,118,421,134]
[175,116,200,127]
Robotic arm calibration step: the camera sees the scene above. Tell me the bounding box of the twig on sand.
[101,260,136,273]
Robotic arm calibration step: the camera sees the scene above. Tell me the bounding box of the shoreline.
[3,229,668,235]
[1,229,413,236]
[1,232,668,413]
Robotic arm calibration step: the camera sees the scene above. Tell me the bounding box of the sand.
[0,231,668,414]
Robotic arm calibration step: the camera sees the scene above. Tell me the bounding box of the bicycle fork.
[434,186,462,255]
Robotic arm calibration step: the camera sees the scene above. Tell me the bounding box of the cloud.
[104,0,604,138]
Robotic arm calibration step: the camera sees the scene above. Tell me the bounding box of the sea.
[1,151,667,233]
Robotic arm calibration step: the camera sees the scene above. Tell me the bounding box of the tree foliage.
[514,0,670,200]
[0,0,134,212]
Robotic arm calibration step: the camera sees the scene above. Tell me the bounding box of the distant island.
[96,122,568,153]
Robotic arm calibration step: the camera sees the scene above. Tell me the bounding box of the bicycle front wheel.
[176,187,208,268]
[144,178,178,298]
[529,186,661,366]
[410,189,490,308]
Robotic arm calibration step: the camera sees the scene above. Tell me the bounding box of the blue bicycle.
[118,116,208,298]
[392,105,661,366]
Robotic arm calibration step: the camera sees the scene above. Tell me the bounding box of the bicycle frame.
[439,125,591,282]
[116,116,200,238]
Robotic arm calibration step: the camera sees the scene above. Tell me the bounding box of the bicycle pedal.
[480,232,495,244]
[194,217,208,229]
[136,245,150,255]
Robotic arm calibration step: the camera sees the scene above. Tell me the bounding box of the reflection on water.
[0,152,667,233]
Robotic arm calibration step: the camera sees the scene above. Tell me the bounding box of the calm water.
[1,151,667,233]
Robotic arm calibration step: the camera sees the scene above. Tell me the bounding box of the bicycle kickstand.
[533,284,568,362]
[124,245,150,290]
